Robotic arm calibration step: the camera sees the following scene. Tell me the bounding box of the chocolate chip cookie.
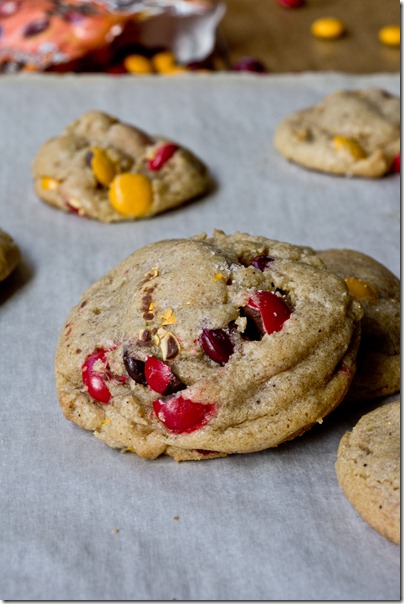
[55,230,362,461]
[336,400,400,544]
[0,228,20,282]
[274,89,400,178]
[317,249,400,402]
[33,110,211,222]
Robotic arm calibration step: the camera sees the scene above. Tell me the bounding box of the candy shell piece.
[82,349,111,404]
[148,143,178,171]
[109,173,153,217]
[153,396,216,434]
[344,277,378,302]
[40,176,60,191]
[333,136,367,160]
[311,17,346,39]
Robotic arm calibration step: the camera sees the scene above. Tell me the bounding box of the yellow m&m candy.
[124,54,153,74]
[152,51,177,73]
[90,147,117,187]
[333,136,367,160]
[40,177,60,191]
[109,173,153,217]
[345,277,378,301]
[311,17,346,40]
[378,25,400,48]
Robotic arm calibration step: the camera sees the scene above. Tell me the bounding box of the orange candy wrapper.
[0,0,221,72]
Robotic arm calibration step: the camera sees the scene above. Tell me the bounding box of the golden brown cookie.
[274,89,400,178]
[0,228,20,282]
[317,249,400,402]
[336,400,400,544]
[55,230,362,461]
[33,110,211,222]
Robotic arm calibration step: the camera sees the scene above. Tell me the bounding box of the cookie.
[33,110,211,222]
[0,228,20,282]
[55,230,362,462]
[317,249,400,402]
[336,400,400,544]
[274,89,400,178]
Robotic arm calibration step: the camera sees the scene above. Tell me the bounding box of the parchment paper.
[0,72,400,601]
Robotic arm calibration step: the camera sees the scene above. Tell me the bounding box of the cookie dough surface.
[317,249,400,402]
[274,89,400,178]
[336,400,400,544]
[33,110,211,222]
[55,231,362,461]
[0,228,20,282]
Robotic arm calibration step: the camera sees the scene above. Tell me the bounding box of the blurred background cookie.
[317,249,400,402]
[0,228,20,282]
[33,110,212,222]
[336,400,400,544]
[274,89,400,178]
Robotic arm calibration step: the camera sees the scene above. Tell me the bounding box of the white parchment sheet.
[0,72,400,600]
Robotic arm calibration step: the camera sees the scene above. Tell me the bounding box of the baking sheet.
[0,72,400,600]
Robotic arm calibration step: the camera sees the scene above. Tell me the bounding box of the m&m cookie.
[55,230,362,461]
[33,111,211,222]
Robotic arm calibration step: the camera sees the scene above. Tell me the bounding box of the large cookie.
[317,249,400,402]
[33,110,211,222]
[0,228,20,282]
[336,400,400,544]
[55,231,362,461]
[274,89,400,178]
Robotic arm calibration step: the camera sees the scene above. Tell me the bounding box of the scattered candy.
[109,173,153,217]
[90,147,116,187]
[277,0,305,8]
[378,25,400,48]
[344,277,378,301]
[200,328,234,365]
[250,255,275,271]
[82,349,112,404]
[247,291,291,335]
[153,396,216,433]
[123,54,153,74]
[392,154,400,173]
[152,50,177,73]
[233,56,267,73]
[148,143,178,171]
[333,136,367,160]
[145,356,184,395]
[311,17,346,40]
